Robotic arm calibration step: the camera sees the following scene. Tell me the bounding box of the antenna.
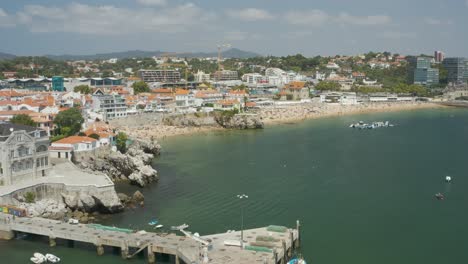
[217,44,232,71]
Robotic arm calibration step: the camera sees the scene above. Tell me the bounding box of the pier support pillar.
[49,237,56,247]
[96,245,104,256]
[281,240,287,264]
[147,246,155,264]
[121,246,129,259]
[175,255,180,264]
[295,220,301,248]
[289,230,294,256]
[0,230,14,240]
[273,249,278,264]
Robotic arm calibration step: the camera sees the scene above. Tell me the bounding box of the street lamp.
[237,194,248,249]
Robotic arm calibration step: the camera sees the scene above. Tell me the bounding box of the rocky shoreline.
[77,139,161,187]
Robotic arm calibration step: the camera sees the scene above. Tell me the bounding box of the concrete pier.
[0,213,300,264]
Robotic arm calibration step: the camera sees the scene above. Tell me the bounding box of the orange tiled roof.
[53,136,97,144]
[216,99,239,106]
[175,89,189,95]
[152,88,173,94]
[285,81,306,89]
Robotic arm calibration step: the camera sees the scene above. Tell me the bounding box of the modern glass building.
[411,57,439,86]
[52,76,64,91]
[442,57,467,84]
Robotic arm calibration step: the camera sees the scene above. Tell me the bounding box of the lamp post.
[237,194,248,249]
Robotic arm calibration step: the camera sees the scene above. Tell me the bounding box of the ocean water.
[4,108,468,264]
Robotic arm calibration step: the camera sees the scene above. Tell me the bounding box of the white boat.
[45,253,61,263]
[287,258,307,264]
[446,176,452,182]
[154,224,163,229]
[30,257,45,264]
[31,253,46,264]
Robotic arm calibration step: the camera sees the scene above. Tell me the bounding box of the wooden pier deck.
[0,213,300,264]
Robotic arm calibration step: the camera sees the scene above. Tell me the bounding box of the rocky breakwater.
[79,139,161,187]
[214,112,264,129]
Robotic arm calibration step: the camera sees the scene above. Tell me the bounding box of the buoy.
[446,176,452,182]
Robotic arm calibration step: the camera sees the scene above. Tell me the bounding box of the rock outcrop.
[61,191,123,214]
[79,139,160,187]
[19,199,68,220]
[215,113,264,129]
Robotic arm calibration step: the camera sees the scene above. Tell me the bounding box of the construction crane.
[217,43,231,71]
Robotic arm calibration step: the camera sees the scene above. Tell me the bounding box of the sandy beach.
[112,101,445,140]
[259,101,445,126]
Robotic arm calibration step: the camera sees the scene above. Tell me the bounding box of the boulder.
[132,190,145,202]
[117,193,130,203]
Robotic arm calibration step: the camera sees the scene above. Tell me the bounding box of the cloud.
[335,13,391,25]
[136,0,167,6]
[285,10,391,26]
[226,8,273,21]
[424,17,453,25]
[0,8,15,28]
[15,3,215,35]
[224,31,249,41]
[378,31,416,39]
[284,10,329,25]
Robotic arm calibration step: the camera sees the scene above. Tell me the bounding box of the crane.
[217,43,231,71]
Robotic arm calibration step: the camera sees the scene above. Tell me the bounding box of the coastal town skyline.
[1,0,468,56]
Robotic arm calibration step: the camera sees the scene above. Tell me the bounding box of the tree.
[132,81,150,94]
[314,81,341,91]
[88,133,100,140]
[116,132,128,153]
[10,114,36,127]
[54,107,84,136]
[74,85,92,94]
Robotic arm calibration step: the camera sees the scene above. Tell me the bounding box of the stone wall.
[72,145,113,164]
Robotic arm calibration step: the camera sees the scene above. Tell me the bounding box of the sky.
[0,0,467,57]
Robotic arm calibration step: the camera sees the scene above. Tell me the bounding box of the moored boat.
[31,253,46,264]
[435,193,444,200]
[287,257,307,264]
[45,253,61,263]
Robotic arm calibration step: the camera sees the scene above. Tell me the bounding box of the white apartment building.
[194,70,211,82]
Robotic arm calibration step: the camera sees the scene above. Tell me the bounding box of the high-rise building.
[138,70,181,83]
[410,57,439,86]
[443,57,467,84]
[434,51,445,63]
[212,70,238,81]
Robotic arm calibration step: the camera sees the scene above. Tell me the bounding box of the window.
[36,158,40,167]
[36,145,48,152]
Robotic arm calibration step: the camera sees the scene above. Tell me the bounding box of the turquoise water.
[4,108,468,263]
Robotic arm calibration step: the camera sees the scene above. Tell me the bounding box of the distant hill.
[0,52,16,60]
[44,48,261,61]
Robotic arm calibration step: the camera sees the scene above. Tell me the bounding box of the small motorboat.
[435,193,445,200]
[30,257,45,264]
[31,253,46,264]
[445,176,452,182]
[148,219,158,226]
[154,224,163,229]
[287,257,307,264]
[45,253,61,263]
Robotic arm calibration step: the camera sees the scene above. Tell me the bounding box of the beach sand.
[112,101,445,140]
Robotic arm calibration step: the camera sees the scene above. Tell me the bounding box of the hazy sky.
[0,0,467,56]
